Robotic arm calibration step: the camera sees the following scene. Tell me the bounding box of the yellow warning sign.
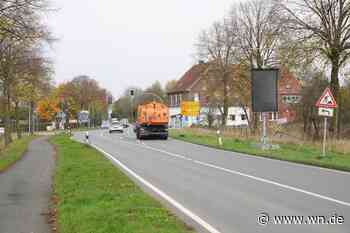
[181,101,200,117]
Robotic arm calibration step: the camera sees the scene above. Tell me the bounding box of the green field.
[50,135,195,233]
[170,129,350,172]
[0,136,36,172]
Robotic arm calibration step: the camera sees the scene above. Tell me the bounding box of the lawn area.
[0,136,36,172]
[170,129,350,172]
[50,135,195,233]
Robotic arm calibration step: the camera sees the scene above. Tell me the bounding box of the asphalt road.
[74,128,350,233]
[0,137,55,233]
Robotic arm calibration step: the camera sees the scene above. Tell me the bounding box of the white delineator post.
[85,131,89,144]
[217,130,223,146]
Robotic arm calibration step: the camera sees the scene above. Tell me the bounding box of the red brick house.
[167,63,301,127]
[167,63,210,127]
[277,68,302,122]
[167,62,209,108]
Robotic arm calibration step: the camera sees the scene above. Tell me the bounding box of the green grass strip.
[170,129,350,173]
[50,135,194,233]
[0,136,36,172]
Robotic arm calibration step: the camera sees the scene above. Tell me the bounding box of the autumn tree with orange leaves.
[36,98,59,122]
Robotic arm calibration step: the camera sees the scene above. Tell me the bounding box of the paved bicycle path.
[0,137,55,233]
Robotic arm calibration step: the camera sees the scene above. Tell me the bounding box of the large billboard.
[251,69,279,113]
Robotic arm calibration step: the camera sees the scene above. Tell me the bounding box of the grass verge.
[170,129,350,172]
[49,135,195,233]
[0,136,36,172]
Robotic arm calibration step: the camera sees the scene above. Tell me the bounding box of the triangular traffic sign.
[315,87,337,108]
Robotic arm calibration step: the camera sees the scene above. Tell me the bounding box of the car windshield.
[112,122,120,126]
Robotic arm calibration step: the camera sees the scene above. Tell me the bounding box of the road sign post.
[251,69,279,150]
[262,113,267,147]
[322,117,327,157]
[315,87,337,157]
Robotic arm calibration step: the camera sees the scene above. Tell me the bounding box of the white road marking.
[85,132,350,208]
[192,161,350,207]
[110,137,350,208]
[173,138,350,176]
[91,144,222,233]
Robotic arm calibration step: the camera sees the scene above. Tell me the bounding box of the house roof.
[168,63,208,94]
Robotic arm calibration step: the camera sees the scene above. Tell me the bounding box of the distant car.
[121,118,129,128]
[101,121,109,129]
[109,121,124,133]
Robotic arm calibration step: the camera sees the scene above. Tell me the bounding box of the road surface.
[73,128,350,233]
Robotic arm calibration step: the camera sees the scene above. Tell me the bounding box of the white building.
[167,63,249,128]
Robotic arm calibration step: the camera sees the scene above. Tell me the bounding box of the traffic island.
[49,135,195,233]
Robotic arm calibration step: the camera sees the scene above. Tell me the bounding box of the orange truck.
[135,101,169,140]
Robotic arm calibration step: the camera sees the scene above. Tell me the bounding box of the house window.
[172,95,176,106]
[282,95,300,104]
[170,95,173,106]
[270,112,278,121]
[194,93,199,102]
[175,95,178,106]
[241,114,247,121]
[230,115,236,121]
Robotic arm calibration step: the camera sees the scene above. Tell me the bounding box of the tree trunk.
[330,59,340,137]
[15,101,22,139]
[221,77,229,127]
[241,104,252,133]
[336,94,341,139]
[312,118,320,141]
[251,113,259,135]
[4,85,12,145]
[30,101,34,135]
[303,105,308,135]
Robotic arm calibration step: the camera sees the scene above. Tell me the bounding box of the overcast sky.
[48,0,236,98]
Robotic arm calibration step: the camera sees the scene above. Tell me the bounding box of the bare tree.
[230,0,284,134]
[283,0,350,136]
[0,0,50,41]
[197,19,239,126]
[234,0,283,68]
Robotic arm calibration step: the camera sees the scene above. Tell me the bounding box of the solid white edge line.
[172,138,350,176]
[193,160,350,208]
[92,133,350,207]
[91,143,222,233]
[133,142,350,208]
